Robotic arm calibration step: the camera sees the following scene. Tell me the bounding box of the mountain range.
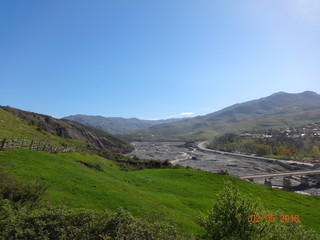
[63,115,186,135]
[2,91,320,144]
[65,91,320,141]
[132,91,320,141]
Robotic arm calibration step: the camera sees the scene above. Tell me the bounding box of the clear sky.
[1,1,319,119]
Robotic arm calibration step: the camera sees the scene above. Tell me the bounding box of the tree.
[278,146,293,158]
[199,182,320,240]
[254,144,272,156]
[199,182,271,240]
[312,145,320,159]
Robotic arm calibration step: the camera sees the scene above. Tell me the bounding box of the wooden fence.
[0,138,80,153]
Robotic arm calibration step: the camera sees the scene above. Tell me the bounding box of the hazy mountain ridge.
[63,114,187,135]
[126,91,320,141]
[0,106,133,153]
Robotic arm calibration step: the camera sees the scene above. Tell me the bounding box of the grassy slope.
[0,108,87,148]
[0,149,319,235]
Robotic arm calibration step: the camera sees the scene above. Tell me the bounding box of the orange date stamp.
[250,214,300,223]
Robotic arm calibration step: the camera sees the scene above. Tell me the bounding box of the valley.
[3,1,320,237]
[127,141,320,196]
[2,92,320,238]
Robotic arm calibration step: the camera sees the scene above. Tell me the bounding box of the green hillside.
[0,108,86,148]
[127,91,320,141]
[0,149,319,235]
[0,106,133,153]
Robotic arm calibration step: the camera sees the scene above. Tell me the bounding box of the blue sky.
[1,1,320,119]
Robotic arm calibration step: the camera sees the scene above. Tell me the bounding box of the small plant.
[0,170,48,207]
[217,170,229,175]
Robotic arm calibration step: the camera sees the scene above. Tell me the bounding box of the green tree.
[278,146,293,159]
[199,182,320,240]
[199,182,271,240]
[312,145,320,159]
[254,144,272,156]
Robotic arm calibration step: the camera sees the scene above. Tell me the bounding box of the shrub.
[199,182,320,240]
[217,170,229,175]
[0,171,47,206]
[0,205,176,240]
[103,209,176,240]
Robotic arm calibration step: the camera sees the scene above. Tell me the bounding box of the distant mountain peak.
[269,91,319,100]
[301,90,318,96]
[271,91,287,96]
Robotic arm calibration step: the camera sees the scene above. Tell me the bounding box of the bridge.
[239,170,320,179]
[240,170,320,188]
[196,142,320,188]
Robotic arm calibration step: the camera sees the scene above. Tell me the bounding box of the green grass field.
[0,149,319,235]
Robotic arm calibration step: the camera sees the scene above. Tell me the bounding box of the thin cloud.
[168,112,195,119]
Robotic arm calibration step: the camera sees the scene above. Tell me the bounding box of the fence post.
[0,138,6,150]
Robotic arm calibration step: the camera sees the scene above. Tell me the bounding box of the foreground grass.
[0,149,319,235]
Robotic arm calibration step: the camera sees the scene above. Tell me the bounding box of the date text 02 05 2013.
[250,214,300,223]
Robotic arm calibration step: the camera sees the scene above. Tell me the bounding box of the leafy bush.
[0,170,47,207]
[199,182,320,240]
[199,182,269,240]
[103,209,176,240]
[0,204,176,240]
[0,202,108,240]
